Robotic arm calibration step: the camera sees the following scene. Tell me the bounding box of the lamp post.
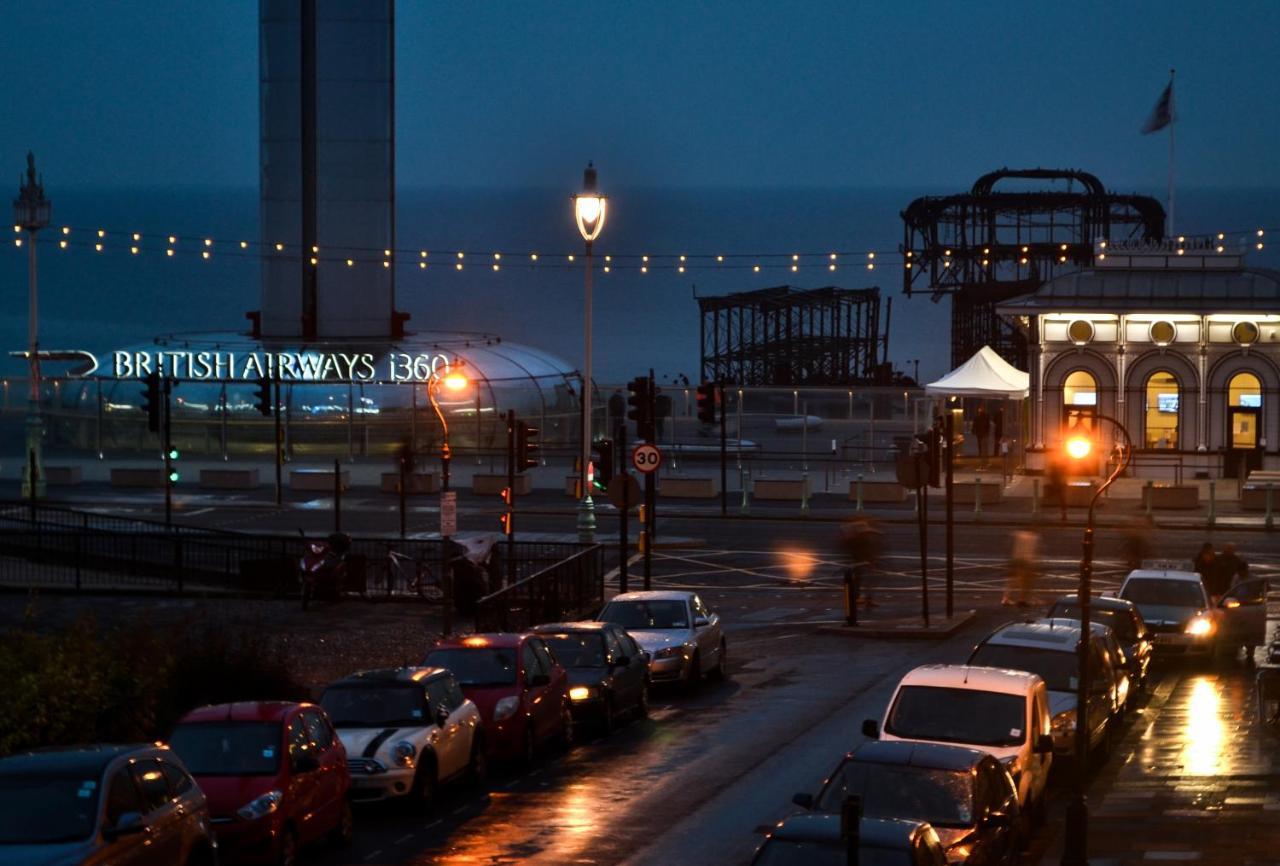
[13,152,51,499]
[426,365,469,493]
[573,162,607,543]
[1060,415,1132,866]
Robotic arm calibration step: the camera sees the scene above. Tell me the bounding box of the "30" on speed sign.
[631,443,663,473]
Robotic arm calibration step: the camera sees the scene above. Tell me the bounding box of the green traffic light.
[168,471,180,483]
[168,448,180,460]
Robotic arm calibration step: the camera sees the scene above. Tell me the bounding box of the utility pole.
[14,152,50,500]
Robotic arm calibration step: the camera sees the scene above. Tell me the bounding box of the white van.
[862,664,1053,820]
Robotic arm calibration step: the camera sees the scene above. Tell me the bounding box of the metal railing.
[473,545,605,633]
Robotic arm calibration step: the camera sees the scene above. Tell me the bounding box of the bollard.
[973,477,983,518]
[1267,483,1275,532]
[801,473,810,516]
[740,468,750,514]
[843,567,858,627]
[1031,478,1041,519]
[1208,480,1216,528]
[855,474,864,512]
[1145,480,1154,518]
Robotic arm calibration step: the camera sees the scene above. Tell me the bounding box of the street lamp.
[426,364,469,492]
[1059,415,1132,866]
[13,152,51,499]
[573,162,607,543]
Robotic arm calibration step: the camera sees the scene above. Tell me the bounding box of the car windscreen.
[755,840,911,866]
[816,761,974,827]
[599,600,688,629]
[539,633,607,668]
[320,685,427,728]
[0,773,101,843]
[423,648,518,687]
[968,644,1076,692]
[167,721,282,775]
[885,685,1026,748]
[1049,605,1136,641]
[1120,579,1205,608]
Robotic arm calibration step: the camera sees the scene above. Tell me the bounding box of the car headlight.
[392,740,417,767]
[569,686,594,701]
[1051,711,1076,735]
[236,790,282,821]
[1185,616,1215,637]
[494,695,521,721]
[654,646,684,660]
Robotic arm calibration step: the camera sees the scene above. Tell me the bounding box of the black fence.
[474,545,606,633]
[0,501,594,600]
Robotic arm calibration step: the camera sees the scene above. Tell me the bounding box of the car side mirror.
[792,792,814,810]
[640,651,651,664]
[861,719,880,739]
[435,704,451,727]
[529,673,551,688]
[694,617,710,628]
[613,655,630,669]
[292,752,320,774]
[1034,734,1054,754]
[104,811,146,841]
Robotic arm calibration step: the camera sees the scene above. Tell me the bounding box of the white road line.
[451,805,468,814]
[394,833,415,844]
[362,850,383,861]
[425,819,442,830]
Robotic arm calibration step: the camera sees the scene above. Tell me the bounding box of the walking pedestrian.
[1120,517,1153,573]
[1045,454,1068,521]
[1193,541,1216,585]
[1214,542,1249,599]
[972,405,991,468]
[840,517,883,608]
[1003,530,1040,607]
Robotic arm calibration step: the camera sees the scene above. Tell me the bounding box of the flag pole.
[1167,68,1176,236]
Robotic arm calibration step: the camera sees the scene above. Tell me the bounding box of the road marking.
[452,805,468,814]
[363,850,383,861]
[425,820,442,830]
[394,833,415,844]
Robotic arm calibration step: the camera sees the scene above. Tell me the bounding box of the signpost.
[631,443,662,473]
[608,472,641,594]
[440,490,457,537]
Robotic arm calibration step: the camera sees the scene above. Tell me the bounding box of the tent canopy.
[925,346,1029,399]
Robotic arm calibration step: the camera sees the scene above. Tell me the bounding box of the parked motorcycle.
[297,530,366,608]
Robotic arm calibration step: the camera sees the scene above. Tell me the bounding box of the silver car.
[597,590,726,685]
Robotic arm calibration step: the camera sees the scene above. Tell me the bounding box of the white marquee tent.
[925,345,1029,399]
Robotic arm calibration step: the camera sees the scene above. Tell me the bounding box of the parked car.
[751,814,946,866]
[168,700,351,865]
[1118,567,1268,659]
[967,620,1118,760]
[862,665,1053,816]
[792,741,1022,864]
[596,590,726,685]
[1047,595,1153,690]
[319,667,484,807]
[0,743,217,866]
[530,622,651,731]
[425,634,572,764]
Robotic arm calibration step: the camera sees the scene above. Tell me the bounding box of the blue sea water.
[1,186,1276,384]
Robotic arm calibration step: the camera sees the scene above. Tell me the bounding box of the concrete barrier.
[200,468,260,490]
[1141,484,1199,510]
[291,468,350,492]
[753,477,809,501]
[110,467,166,488]
[1241,483,1275,511]
[662,477,719,498]
[44,466,83,486]
[849,480,905,503]
[949,481,1004,505]
[380,472,439,494]
[1064,481,1100,508]
[474,474,531,496]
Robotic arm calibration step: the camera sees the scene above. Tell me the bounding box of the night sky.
[3,0,1278,191]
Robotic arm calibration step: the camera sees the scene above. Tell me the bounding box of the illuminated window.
[1144,371,1179,449]
[1063,370,1097,434]
[1228,372,1262,449]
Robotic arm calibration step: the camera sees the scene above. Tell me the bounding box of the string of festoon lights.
[8,222,1270,274]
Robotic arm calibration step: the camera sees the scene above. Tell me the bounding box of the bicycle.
[384,545,442,599]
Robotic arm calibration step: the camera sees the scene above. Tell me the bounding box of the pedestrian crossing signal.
[516,421,539,471]
[696,382,717,425]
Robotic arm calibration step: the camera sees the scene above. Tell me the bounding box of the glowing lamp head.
[573,162,607,243]
[442,371,468,392]
[462,636,489,648]
[1065,437,1092,460]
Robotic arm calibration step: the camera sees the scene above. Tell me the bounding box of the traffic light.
[696,382,717,425]
[500,486,513,507]
[913,431,940,488]
[499,512,513,536]
[141,371,162,434]
[515,421,539,471]
[627,376,654,440]
[592,439,614,492]
[253,375,273,417]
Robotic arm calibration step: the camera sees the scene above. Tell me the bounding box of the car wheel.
[601,694,616,735]
[685,651,702,689]
[635,682,650,719]
[410,758,439,812]
[560,703,575,749]
[278,828,299,866]
[467,736,488,790]
[329,800,354,848]
[709,640,727,681]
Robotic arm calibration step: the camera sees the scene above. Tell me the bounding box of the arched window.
[1229,372,1262,408]
[1062,370,1097,434]
[1228,371,1262,451]
[1144,371,1180,449]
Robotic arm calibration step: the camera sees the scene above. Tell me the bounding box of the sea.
[1,186,1276,386]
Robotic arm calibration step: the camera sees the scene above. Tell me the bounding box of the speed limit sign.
[631,443,663,474]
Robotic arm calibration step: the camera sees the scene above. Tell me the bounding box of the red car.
[168,701,352,865]
[425,633,572,764]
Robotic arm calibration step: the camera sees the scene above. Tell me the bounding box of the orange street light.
[442,371,468,392]
[1065,436,1092,460]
